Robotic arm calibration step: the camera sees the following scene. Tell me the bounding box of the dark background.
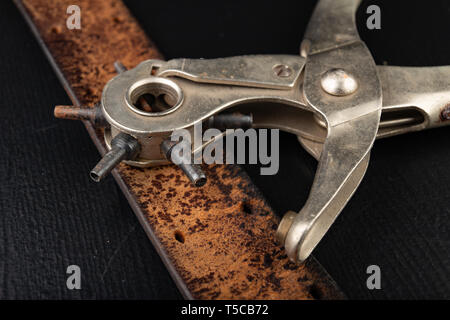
[0,0,449,299]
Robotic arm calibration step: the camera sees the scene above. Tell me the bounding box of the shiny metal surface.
[320,68,358,96]
[58,0,450,263]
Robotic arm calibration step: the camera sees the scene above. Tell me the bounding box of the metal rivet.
[321,68,358,96]
[273,64,292,78]
[275,211,297,245]
[441,105,450,121]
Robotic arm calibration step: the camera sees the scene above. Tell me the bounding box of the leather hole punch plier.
[54,0,450,263]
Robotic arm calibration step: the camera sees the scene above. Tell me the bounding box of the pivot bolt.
[321,68,358,96]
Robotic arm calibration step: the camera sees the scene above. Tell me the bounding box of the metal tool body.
[56,0,450,263]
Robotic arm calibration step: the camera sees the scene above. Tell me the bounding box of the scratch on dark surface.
[33,123,59,133]
[100,223,138,281]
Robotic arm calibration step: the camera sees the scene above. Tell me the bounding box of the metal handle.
[377,65,450,138]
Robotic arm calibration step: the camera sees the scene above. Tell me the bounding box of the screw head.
[273,64,293,78]
[321,68,358,96]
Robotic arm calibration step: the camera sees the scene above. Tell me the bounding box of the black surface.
[0,0,180,299]
[1,0,449,299]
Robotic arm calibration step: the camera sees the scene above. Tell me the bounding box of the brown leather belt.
[16,0,344,299]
